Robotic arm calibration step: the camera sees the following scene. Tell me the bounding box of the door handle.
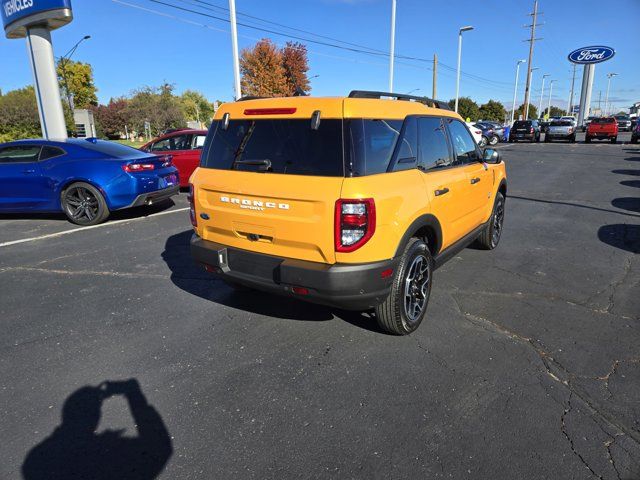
[470,177,480,184]
[22,169,35,174]
[434,187,449,196]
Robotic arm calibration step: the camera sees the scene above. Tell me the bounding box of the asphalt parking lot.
[1,133,639,479]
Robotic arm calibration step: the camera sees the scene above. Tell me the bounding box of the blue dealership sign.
[2,0,72,38]
[568,46,615,65]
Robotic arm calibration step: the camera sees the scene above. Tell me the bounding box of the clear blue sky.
[1,0,638,113]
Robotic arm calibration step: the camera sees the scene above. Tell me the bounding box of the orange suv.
[189,91,507,334]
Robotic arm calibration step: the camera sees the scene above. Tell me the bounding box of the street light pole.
[454,26,473,113]
[58,35,90,112]
[510,59,526,125]
[604,73,617,116]
[547,79,556,118]
[539,74,549,118]
[228,0,242,100]
[388,0,396,92]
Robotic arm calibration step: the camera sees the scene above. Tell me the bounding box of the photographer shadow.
[22,379,172,480]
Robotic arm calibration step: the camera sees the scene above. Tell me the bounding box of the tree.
[57,59,98,109]
[179,90,215,127]
[479,100,507,122]
[281,42,310,95]
[0,86,40,142]
[448,97,480,122]
[541,105,564,118]
[92,98,129,139]
[240,39,289,97]
[126,83,185,137]
[515,103,538,120]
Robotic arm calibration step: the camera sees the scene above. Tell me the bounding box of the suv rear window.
[202,119,344,176]
[551,121,573,126]
[513,121,532,128]
[592,118,616,124]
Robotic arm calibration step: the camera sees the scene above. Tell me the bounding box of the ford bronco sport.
[189,91,507,335]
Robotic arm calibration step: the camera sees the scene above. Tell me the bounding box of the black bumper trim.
[190,234,397,310]
[126,185,179,208]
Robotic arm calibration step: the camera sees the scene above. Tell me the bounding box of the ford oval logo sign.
[568,46,615,64]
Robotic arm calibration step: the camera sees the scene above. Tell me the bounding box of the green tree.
[514,103,538,120]
[57,59,98,109]
[479,100,507,122]
[180,90,215,127]
[448,97,480,122]
[126,83,185,137]
[0,86,41,142]
[541,105,564,118]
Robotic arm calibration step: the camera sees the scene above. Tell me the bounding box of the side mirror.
[483,148,501,164]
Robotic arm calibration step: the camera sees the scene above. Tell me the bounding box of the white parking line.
[0,207,190,248]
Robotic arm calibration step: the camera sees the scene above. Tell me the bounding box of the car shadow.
[612,169,640,176]
[0,199,176,223]
[22,379,172,480]
[612,198,640,214]
[620,180,640,188]
[161,230,384,332]
[598,224,640,254]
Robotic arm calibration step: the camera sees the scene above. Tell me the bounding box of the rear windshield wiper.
[233,158,272,172]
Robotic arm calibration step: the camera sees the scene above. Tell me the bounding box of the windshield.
[614,116,629,120]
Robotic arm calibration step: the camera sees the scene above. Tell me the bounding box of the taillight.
[123,163,155,172]
[188,183,197,228]
[529,127,534,133]
[335,199,376,252]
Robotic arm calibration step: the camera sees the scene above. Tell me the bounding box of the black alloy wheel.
[62,182,110,226]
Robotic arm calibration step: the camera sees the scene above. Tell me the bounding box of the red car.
[141,129,207,187]
[585,117,618,143]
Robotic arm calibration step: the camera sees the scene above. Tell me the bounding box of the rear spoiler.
[348,90,452,111]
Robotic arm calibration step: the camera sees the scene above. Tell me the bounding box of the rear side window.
[418,117,452,170]
[446,119,479,164]
[346,119,403,175]
[40,146,65,160]
[0,145,40,163]
[202,119,344,176]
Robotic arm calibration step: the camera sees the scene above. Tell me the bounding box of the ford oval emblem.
[568,46,615,64]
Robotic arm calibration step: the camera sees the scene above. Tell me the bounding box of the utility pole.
[547,79,555,118]
[604,73,618,116]
[567,64,577,115]
[389,0,396,92]
[597,90,602,114]
[511,59,526,125]
[539,73,549,118]
[522,0,542,120]
[432,53,438,99]
[228,0,241,100]
[455,26,474,113]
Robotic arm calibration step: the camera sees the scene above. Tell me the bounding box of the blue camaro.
[0,138,179,225]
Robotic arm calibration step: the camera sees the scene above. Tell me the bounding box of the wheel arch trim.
[394,214,443,257]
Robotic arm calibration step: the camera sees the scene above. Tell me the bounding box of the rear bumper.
[190,234,397,310]
[125,185,180,208]
[546,132,574,138]
[510,133,536,140]
[587,132,617,138]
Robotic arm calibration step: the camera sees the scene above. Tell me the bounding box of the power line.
[146,0,514,88]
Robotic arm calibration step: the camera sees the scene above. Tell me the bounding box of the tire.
[476,192,505,251]
[375,238,433,336]
[536,134,541,143]
[545,135,551,143]
[489,135,499,146]
[631,136,638,144]
[479,136,488,147]
[585,136,591,143]
[508,138,515,143]
[570,135,576,143]
[611,137,617,144]
[61,182,110,226]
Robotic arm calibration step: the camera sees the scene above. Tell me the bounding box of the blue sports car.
[0,138,179,225]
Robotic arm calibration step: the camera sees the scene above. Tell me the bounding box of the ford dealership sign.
[568,46,615,65]
[2,0,72,38]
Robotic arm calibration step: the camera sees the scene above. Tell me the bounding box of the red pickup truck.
[585,117,618,143]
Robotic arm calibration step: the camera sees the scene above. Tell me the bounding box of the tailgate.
[194,169,343,264]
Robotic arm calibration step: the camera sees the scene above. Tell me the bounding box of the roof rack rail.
[348,90,452,111]
[236,95,265,102]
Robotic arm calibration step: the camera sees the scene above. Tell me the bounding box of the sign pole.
[26,26,67,139]
[577,64,595,126]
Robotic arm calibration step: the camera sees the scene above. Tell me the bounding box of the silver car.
[545,120,576,143]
